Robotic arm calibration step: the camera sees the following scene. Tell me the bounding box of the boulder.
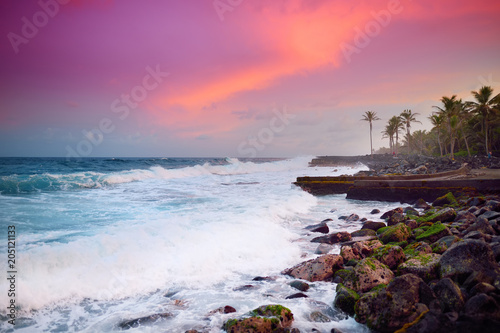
[119,312,173,330]
[305,222,329,234]
[288,280,310,292]
[346,214,360,222]
[464,293,500,321]
[431,278,465,313]
[372,245,405,270]
[340,245,361,262]
[377,223,411,244]
[370,209,380,214]
[430,235,460,254]
[404,242,433,259]
[387,212,405,226]
[314,243,333,254]
[282,254,344,282]
[426,207,457,223]
[351,239,383,257]
[479,210,500,221]
[350,229,376,237]
[342,258,394,293]
[223,305,294,333]
[485,200,500,212]
[333,283,360,316]
[380,207,404,220]
[354,274,429,332]
[464,217,497,235]
[361,221,386,231]
[415,222,452,243]
[414,198,431,210]
[398,253,441,281]
[432,192,458,207]
[311,232,351,244]
[439,239,500,283]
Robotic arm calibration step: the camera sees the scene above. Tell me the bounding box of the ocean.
[0,156,401,332]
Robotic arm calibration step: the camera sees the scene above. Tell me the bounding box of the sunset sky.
[1,0,500,158]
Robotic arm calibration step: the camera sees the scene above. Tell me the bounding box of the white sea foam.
[0,157,378,332]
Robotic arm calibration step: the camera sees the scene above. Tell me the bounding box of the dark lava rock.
[431,278,465,313]
[355,274,429,332]
[311,231,352,244]
[289,280,310,292]
[370,209,380,214]
[119,312,173,330]
[439,239,500,283]
[380,207,404,220]
[282,254,344,282]
[285,292,308,299]
[305,221,329,234]
[361,221,386,231]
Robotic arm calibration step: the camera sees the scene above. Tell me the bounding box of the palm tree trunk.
[370,122,373,158]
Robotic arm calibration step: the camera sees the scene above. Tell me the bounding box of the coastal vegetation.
[370,85,500,157]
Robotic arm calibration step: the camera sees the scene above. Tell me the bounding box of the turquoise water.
[0,156,398,332]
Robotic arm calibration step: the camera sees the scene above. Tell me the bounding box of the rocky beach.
[218,155,500,333]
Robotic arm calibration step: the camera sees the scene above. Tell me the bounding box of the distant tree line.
[361,86,500,158]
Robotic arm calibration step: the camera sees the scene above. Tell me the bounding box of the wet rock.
[370,209,380,214]
[342,258,394,293]
[208,306,237,316]
[119,312,173,330]
[467,196,486,207]
[346,214,359,222]
[398,253,441,282]
[377,223,411,244]
[289,280,310,292]
[253,276,276,281]
[340,245,361,262]
[333,283,360,316]
[309,311,331,322]
[380,207,404,220]
[404,242,433,259]
[282,254,344,282]
[464,217,497,235]
[361,221,386,231]
[352,239,384,258]
[404,206,420,216]
[387,212,405,226]
[223,304,294,333]
[233,285,256,291]
[439,239,500,283]
[350,229,376,237]
[470,282,496,296]
[486,200,500,212]
[314,243,333,254]
[354,274,429,332]
[305,222,329,234]
[311,232,351,244]
[285,292,308,299]
[404,219,419,230]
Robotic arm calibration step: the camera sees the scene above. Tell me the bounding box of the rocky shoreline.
[218,157,500,332]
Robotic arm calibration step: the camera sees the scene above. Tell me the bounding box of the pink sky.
[1,0,499,157]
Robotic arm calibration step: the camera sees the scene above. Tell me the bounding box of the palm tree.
[361,111,381,158]
[433,95,461,159]
[400,109,421,155]
[381,123,395,154]
[428,114,444,156]
[388,116,404,155]
[466,86,500,154]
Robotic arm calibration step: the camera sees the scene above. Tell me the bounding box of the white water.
[0,157,401,332]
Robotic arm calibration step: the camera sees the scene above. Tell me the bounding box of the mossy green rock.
[355,274,429,332]
[223,304,294,333]
[342,258,394,293]
[372,245,405,269]
[377,223,411,244]
[415,222,452,243]
[397,253,441,281]
[418,207,457,224]
[432,192,458,207]
[334,283,360,316]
